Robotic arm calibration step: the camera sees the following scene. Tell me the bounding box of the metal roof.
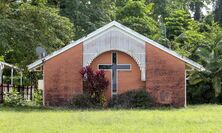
[28,21,205,71]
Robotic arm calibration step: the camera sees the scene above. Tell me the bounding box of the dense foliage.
[0,56,4,61]
[71,94,102,109]
[80,66,109,106]
[0,1,74,67]
[4,89,25,107]
[108,89,153,109]
[48,0,113,39]
[32,89,43,106]
[70,66,109,108]
[188,26,222,103]
[3,88,43,107]
[165,10,194,40]
[116,0,159,39]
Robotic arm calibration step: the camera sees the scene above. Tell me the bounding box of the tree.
[187,71,215,104]
[190,1,203,21]
[148,0,212,21]
[189,25,222,98]
[147,0,170,20]
[0,0,10,14]
[0,2,74,67]
[116,0,159,39]
[58,0,113,39]
[0,15,37,66]
[173,30,206,57]
[165,10,194,40]
[189,0,212,21]
[214,0,222,25]
[17,3,74,51]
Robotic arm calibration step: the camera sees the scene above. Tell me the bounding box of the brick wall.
[90,51,112,99]
[43,43,83,106]
[146,44,185,107]
[90,51,145,100]
[43,43,186,107]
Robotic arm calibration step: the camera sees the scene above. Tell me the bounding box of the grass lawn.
[0,105,222,133]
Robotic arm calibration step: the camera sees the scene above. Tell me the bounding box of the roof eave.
[27,21,204,71]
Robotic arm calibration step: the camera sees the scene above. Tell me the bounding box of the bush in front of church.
[108,89,154,109]
[74,66,109,108]
[71,94,103,109]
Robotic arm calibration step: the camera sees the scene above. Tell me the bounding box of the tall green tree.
[17,3,74,51]
[57,0,113,39]
[165,10,194,40]
[189,0,212,21]
[214,0,222,25]
[116,0,159,39]
[147,0,170,20]
[173,30,205,57]
[0,2,74,67]
[190,1,203,21]
[189,24,222,97]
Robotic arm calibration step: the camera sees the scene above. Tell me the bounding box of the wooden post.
[17,85,20,93]
[0,84,3,104]
[30,86,33,100]
[21,86,24,99]
[7,84,9,93]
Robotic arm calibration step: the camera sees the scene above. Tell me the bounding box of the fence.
[0,84,34,104]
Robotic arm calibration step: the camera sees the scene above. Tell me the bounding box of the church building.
[28,21,204,107]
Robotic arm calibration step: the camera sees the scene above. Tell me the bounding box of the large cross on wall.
[99,52,131,96]
[83,27,146,81]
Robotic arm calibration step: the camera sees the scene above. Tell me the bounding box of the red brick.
[43,43,83,106]
[90,51,145,101]
[43,43,186,107]
[146,44,185,107]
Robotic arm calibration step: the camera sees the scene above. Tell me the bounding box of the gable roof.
[28,21,204,71]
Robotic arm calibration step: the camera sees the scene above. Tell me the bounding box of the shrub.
[4,89,26,107]
[187,83,217,104]
[71,94,103,109]
[108,89,154,109]
[80,66,109,106]
[32,89,43,106]
[3,88,43,107]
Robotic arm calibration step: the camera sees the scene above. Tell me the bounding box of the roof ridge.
[28,21,204,71]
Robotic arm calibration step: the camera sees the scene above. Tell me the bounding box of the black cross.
[99,52,131,95]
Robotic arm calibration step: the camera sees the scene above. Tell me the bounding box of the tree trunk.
[215,0,222,25]
[194,2,201,21]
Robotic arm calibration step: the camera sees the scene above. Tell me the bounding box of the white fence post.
[11,68,14,85]
[0,63,4,85]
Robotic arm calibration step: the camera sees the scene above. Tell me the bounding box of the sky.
[202,3,213,15]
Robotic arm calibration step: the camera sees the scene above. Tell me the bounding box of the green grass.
[0,105,222,133]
